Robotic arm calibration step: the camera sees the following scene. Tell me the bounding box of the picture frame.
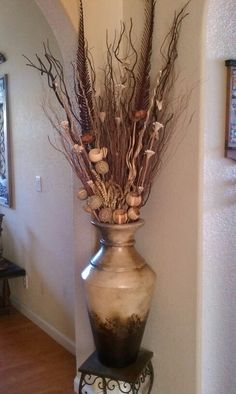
[225,59,236,160]
[0,74,11,207]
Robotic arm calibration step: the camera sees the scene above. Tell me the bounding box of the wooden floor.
[0,310,76,394]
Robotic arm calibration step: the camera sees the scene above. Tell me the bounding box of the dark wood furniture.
[78,349,154,393]
[0,258,25,314]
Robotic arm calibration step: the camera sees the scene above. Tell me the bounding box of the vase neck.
[92,220,144,247]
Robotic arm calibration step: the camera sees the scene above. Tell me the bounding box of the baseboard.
[12,297,76,355]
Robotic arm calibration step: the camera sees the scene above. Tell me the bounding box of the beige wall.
[133,2,204,393]
[202,0,236,393]
[0,0,75,348]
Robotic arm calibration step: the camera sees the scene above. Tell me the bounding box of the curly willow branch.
[23,0,191,222]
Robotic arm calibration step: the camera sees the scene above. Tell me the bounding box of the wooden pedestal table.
[0,258,26,314]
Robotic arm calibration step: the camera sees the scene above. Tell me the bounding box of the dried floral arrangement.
[25,0,190,225]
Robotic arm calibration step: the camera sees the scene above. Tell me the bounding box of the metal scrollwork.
[132,369,150,393]
[118,381,132,393]
[79,374,105,394]
[98,378,107,391]
[106,379,117,391]
[79,368,153,393]
[107,379,133,393]
[78,355,154,393]
[140,365,151,384]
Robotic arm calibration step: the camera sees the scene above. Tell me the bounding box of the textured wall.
[0,0,75,343]
[202,0,236,393]
[133,1,203,392]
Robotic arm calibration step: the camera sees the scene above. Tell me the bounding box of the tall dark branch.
[134,0,156,111]
[157,1,190,101]
[76,0,94,133]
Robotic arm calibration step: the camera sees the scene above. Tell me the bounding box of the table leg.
[102,377,107,394]
[147,361,154,394]
[2,278,10,307]
[78,372,85,394]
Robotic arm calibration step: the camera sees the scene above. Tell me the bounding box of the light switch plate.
[35,176,42,192]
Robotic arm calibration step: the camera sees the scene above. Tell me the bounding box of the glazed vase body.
[81,219,156,368]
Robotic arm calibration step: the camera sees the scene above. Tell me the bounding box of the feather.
[76,0,94,133]
[134,0,156,112]
[157,1,190,101]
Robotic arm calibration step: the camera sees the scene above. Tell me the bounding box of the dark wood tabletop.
[0,258,25,278]
[79,349,153,383]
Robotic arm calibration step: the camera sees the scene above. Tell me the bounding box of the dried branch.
[157,1,190,102]
[24,0,191,224]
[135,0,156,111]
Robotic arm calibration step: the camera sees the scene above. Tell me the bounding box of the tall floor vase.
[81,219,156,368]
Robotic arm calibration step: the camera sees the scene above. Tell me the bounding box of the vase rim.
[91,218,145,229]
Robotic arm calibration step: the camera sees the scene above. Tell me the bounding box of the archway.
[35,0,77,66]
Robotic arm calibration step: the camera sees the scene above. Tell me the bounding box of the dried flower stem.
[25,0,191,223]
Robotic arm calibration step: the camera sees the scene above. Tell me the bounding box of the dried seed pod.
[101,147,108,158]
[88,195,103,210]
[88,148,103,163]
[77,188,88,201]
[128,207,140,221]
[83,204,92,213]
[81,133,95,145]
[95,160,109,175]
[132,109,147,121]
[126,192,142,207]
[99,207,113,223]
[113,209,128,224]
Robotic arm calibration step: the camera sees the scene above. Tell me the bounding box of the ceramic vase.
[81,219,156,368]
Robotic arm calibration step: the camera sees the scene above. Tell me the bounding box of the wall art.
[0,75,11,207]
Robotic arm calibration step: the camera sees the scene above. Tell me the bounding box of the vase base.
[89,312,147,368]
[98,353,137,369]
